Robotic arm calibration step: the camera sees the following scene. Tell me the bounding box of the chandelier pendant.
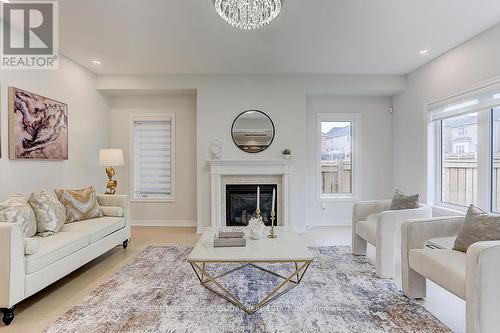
[214,0,282,30]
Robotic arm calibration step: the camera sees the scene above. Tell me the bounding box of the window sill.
[431,204,467,216]
[319,195,358,203]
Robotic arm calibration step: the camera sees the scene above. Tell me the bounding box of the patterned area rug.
[44,246,451,333]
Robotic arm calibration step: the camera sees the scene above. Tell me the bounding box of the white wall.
[96,74,406,232]
[109,93,197,226]
[392,23,500,202]
[306,96,394,226]
[0,57,109,199]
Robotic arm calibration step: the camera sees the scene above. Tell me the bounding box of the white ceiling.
[59,0,500,75]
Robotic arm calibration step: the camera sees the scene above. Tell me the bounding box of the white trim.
[208,159,293,229]
[427,76,499,212]
[129,113,176,202]
[316,113,361,202]
[130,220,196,227]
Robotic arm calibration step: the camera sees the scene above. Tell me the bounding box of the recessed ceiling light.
[494,93,500,99]
[419,49,429,55]
[91,60,101,65]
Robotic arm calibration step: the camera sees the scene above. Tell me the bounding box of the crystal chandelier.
[214,0,281,30]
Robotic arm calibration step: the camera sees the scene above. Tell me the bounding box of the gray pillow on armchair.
[453,205,500,253]
[390,189,419,210]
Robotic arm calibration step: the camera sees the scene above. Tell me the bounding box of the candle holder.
[255,208,261,218]
[268,210,277,239]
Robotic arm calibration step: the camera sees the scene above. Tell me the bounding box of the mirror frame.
[230,110,276,154]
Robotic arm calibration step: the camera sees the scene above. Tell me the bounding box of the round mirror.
[231,110,275,153]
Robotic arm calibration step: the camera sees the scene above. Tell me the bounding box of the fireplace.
[226,184,277,227]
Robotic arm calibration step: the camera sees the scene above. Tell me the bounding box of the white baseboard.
[131,220,197,227]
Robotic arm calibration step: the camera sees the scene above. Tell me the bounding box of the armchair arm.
[401,216,463,298]
[0,223,25,308]
[466,241,500,333]
[97,195,129,227]
[352,200,391,225]
[401,216,464,251]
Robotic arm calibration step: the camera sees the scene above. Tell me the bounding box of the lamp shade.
[99,149,124,167]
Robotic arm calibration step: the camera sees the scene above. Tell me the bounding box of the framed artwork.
[8,87,68,160]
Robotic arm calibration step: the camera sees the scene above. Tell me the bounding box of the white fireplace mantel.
[209,159,293,228]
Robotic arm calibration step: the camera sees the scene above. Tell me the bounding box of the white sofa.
[352,200,432,278]
[402,216,500,333]
[0,194,130,326]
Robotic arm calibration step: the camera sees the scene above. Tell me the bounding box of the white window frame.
[316,113,361,202]
[129,113,176,203]
[428,78,500,213]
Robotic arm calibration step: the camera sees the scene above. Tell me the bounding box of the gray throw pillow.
[390,189,419,210]
[28,190,66,237]
[0,194,37,238]
[453,205,500,253]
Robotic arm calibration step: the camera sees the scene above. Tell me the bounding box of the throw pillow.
[0,194,37,238]
[390,189,419,210]
[453,205,500,253]
[28,190,66,237]
[55,186,103,223]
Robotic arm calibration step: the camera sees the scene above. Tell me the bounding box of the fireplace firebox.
[225,184,277,227]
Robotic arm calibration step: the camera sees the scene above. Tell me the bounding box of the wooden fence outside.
[321,160,352,194]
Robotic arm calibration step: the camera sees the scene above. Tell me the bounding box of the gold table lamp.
[99,149,124,195]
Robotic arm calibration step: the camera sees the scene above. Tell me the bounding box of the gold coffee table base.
[189,260,312,314]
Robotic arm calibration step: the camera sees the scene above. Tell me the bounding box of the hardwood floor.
[1,226,465,333]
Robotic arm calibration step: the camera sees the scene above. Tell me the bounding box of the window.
[430,85,500,212]
[130,114,175,201]
[441,113,478,206]
[317,113,360,200]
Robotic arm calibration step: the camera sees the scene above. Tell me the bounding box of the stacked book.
[214,230,246,247]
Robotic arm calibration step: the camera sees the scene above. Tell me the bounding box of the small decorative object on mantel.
[249,216,265,239]
[209,139,222,160]
[281,148,291,160]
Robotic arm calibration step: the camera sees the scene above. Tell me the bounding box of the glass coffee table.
[188,227,314,314]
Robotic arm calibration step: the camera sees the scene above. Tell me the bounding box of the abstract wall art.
[8,87,68,160]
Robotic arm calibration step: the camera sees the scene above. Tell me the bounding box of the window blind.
[133,119,172,199]
[428,81,500,122]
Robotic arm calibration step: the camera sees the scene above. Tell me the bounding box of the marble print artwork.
[9,87,68,160]
[44,246,451,333]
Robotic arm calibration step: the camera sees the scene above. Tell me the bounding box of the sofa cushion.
[355,214,378,245]
[409,248,466,299]
[26,231,89,274]
[62,217,125,244]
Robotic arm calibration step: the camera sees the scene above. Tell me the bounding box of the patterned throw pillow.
[28,190,66,237]
[55,186,103,223]
[390,189,419,210]
[0,194,37,238]
[453,205,500,253]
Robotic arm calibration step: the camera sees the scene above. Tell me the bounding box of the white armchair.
[352,200,432,278]
[402,217,500,333]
